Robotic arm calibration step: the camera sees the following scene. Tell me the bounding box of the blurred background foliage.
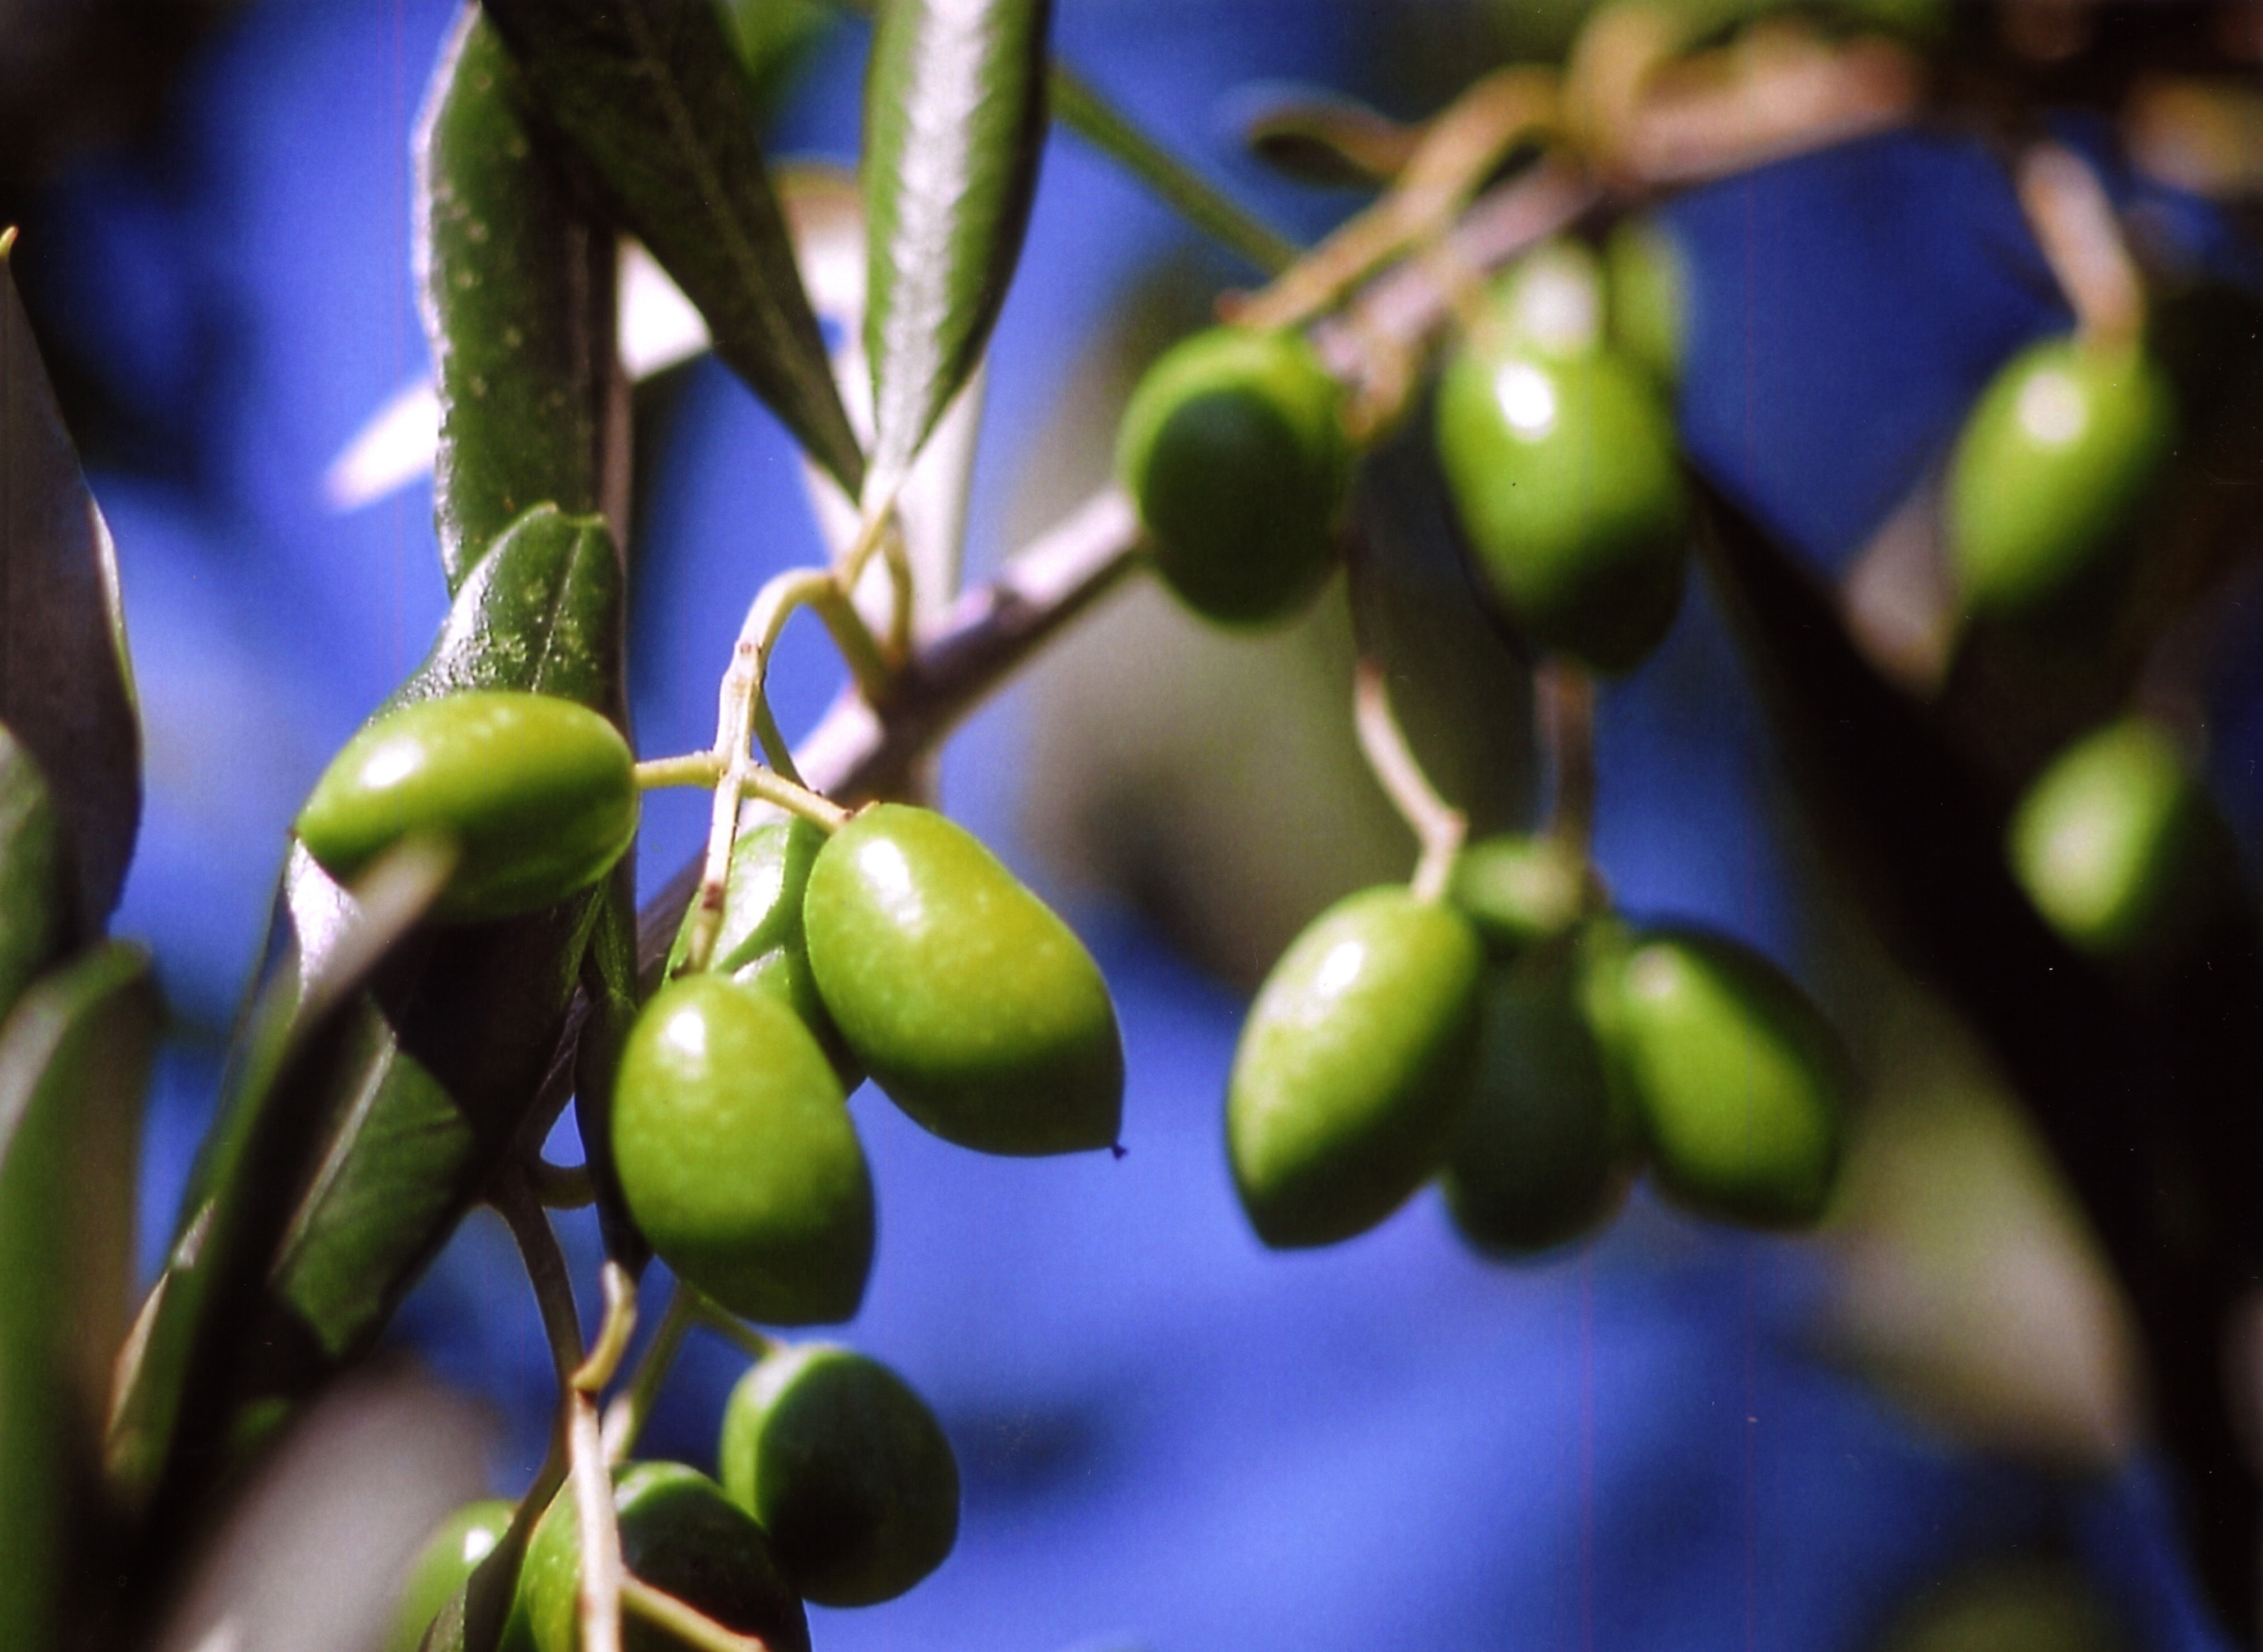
[10,0,2263,1648]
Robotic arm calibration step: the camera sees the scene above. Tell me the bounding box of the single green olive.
[665,818,857,1083]
[1486,238,1606,361]
[1582,924,1848,1229]
[295,689,637,923]
[1446,834,1600,960]
[803,804,1124,1156]
[612,975,873,1326]
[1227,886,1484,1248]
[1433,343,1688,675]
[2008,716,2229,957]
[1441,958,1635,1258]
[1945,336,2174,623]
[1115,325,1351,627]
[519,1462,808,1652]
[1603,217,1688,388]
[384,1499,515,1652]
[719,1343,960,1607]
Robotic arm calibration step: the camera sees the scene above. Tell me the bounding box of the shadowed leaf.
[0,725,68,1027]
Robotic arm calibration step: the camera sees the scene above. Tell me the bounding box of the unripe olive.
[612,975,873,1326]
[1115,325,1351,626]
[719,1344,959,1607]
[1434,342,1688,675]
[296,689,637,923]
[1603,218,1687,388]
[384,1499,514,1652]
[803,804,1124,1156]
[1487,238,1605,361]
[1441,959,1634,1257]
[2007,716,2228,956]
[1447,834,1599,959]
[1582,925,1847,1228]
[665,818,856,1082]
[1227,886,1484,1248]
[519,1462,808,1652]
[1945,337,2173,622]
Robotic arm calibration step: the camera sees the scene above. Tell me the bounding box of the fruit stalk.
[1351,658,1465,902]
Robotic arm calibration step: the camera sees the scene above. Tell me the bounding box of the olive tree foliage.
[4,1,2263,1649]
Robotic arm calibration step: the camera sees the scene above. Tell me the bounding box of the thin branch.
[2018,143,2146,349]
[620,1577,774,1652]
[1535,660,1598,856]
[1354,658,1467,902]
[603,1280,700,1462]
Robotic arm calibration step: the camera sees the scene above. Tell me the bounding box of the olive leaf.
[0,725,68,1027]
[861,0,1052,499]
[419,10,619,595]
[482,0,866,496]
[112,510,627,1549]
[0,941,157,1652]
[0,239,141,933]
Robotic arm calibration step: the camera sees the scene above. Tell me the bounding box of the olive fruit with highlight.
[1448,833,1598,959]
[1116,325,1350,625]
[383,1499,514,1652]
[804,804,1123,1156]
[666,818,856,1081]
[720,1344,960,1607]
[1442,960,1634,1257]
[612,975,873,1325]
[295,689,637,922]
[2008,717,2230,957]
[518,1462,808,1652]
[1227,886,1484,1247]
[1603,218,1687,388]
[1946,337,2172,623]
[1583,925,1847,1228]
[1434,343,1687,674]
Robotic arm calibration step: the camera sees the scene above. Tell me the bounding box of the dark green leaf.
[483,0,866,496]
[419,10,619,595]
[0,724,68,1025]
[573,861,648,1269]
[0,941,157,1652]
[0,241,141,931]
[863,0,1051,494]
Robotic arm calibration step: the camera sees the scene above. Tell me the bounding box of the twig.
[1535,661,1598,856]
[2018,144,2146,349]
[603,1280,700,1461]
[620,1577,774,1652]
[1354,658,1467,902]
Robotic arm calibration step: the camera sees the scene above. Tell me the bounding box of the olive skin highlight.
[295,689,637,923]
[720,1344,960,1607]
[611,975,874,1327]
[1116,325,1350,627]
[804,804,1124,1157]
[1227,886,1484,1247]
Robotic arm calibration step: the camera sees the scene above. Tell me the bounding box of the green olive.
[1433,343,1687,675]
[1115,325,1350,626]
[519,1462,808,1652]
[665,818,856,1083]
[1582,924,1847,1229]
[719,1343,959,1607]
[612,975,873,1326]
[1227,886,1484,1248]
[2007,716,2228,956]
[803,804,1124,1156]
[1441,958,1635,1258]
[1603,218,1687,388]
[295,689,637,923]
[1446,834,1599,959]
[1945,336,2173,622]
[384,1499,515,1652]
[1487,238,1606,361]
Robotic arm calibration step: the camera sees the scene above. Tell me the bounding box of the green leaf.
[483,0,866,496]
[0,240,141,931]
[419,10,619,595]
[0,941,158,1652]
[113,510,627,1552]
[862,0,1052,495]
[573,862,648,1269]
[0,724,68,1026]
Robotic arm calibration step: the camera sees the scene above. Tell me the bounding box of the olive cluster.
[383,1343,960,1651]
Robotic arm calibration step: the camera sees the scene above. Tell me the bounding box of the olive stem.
[1353,656,1467,902]
[740,767,851,832]
[634,753,723,791]
[601,1280,699,1462]
[574,1261,640,1393]
[692,1293,777,1363]
[2018,144,2146,351]
[1535,659,1598,857]
[619,1577,774,1652]
[527,1156,596,1209]
[492,1168,586,1388]
[1230,66,1561,333]
[752,697,803,784]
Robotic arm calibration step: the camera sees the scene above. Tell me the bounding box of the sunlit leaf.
[862,0,1051,496]
[0,240,141,931]
[484,0,866,495]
